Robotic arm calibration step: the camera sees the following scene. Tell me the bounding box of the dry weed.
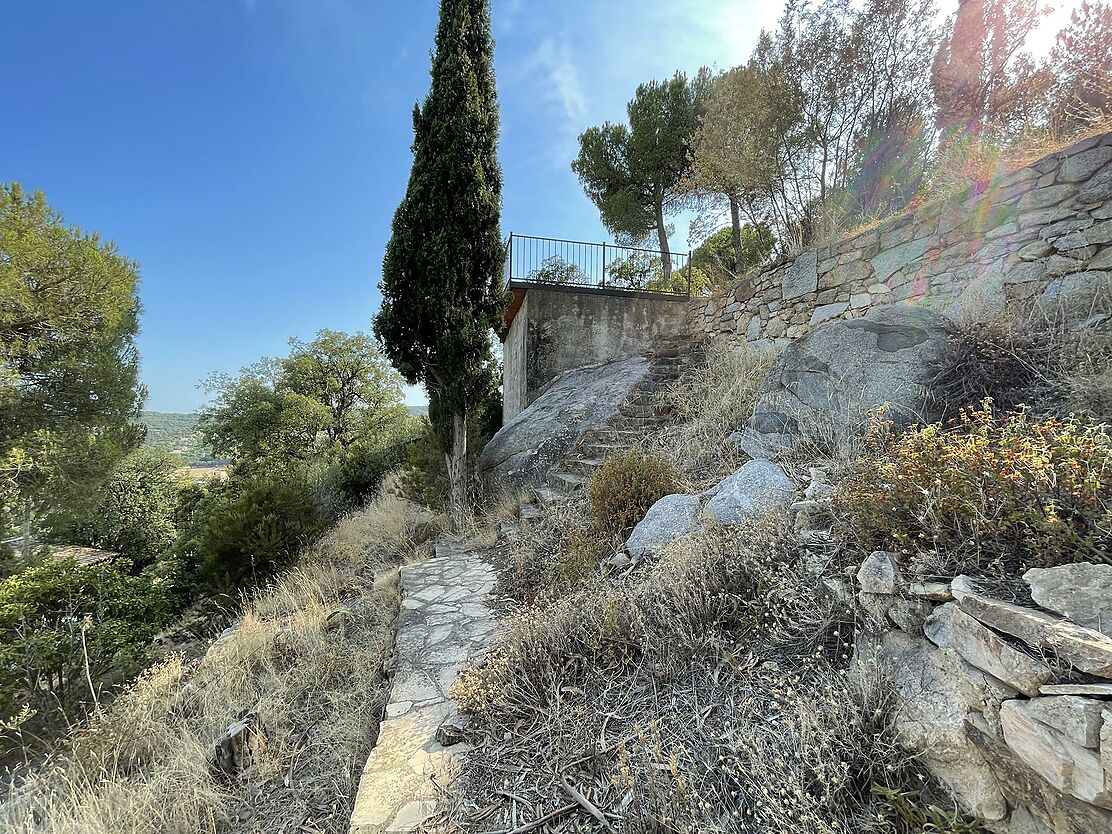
[645,341,777,488]
[1,481,440,834]
[447,519,951,833]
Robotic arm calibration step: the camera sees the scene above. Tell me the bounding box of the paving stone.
[350,537,497,834]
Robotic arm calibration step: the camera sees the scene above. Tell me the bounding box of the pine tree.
[374,0,504,529]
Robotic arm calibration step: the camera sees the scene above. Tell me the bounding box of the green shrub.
[52,447,186,566]
[545,527,607,593]
[194,474,325,594]
[588,450,678,536]
[836,405,1112,576]
[0,559,169,728]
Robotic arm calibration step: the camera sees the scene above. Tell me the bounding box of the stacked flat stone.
[855,556,1112,833]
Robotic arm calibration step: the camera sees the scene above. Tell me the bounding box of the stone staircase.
[532,336,699,507]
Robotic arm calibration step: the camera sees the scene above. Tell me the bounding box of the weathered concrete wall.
[691,131,1112,348]
[502,285,688,422]
[502,292,529,420]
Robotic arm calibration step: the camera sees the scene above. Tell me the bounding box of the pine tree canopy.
[375,0,505,416]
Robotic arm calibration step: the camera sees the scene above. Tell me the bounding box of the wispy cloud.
[521,37,588,166]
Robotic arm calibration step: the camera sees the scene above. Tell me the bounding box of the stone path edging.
[349,538,496,834]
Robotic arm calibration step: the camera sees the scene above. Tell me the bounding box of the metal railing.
[504,233,693,296]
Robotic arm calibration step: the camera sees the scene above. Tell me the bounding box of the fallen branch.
[560,776,614,832]
[503,801,578,833]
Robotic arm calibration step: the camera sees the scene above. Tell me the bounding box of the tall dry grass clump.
[1,479,443,834]
[647,340,776,487]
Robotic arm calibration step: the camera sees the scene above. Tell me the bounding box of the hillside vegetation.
[139,411,217,466]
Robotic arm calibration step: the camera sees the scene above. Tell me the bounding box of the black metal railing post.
[601,241,606,288]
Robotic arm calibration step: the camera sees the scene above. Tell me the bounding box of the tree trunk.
[729,196,744,275]
[654,195,672,285]
[445,407,468,532]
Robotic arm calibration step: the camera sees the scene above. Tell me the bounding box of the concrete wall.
[502,292,529,420]
[690,131,1112,348]
[501,285,688,422]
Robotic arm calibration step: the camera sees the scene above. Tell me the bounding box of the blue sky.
[2,0,1075,410]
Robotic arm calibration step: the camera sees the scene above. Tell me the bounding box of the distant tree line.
[574,0,1112,273]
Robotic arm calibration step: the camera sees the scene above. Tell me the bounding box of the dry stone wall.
[852,557,1112,834]
[690,131,1112,347]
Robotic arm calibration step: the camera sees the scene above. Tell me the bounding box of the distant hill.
[407,405,429,417]
[139,411,219,466]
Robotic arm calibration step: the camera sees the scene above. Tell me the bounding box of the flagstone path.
[349,538,497,834]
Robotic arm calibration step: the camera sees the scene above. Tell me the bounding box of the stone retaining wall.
[690,131,1112,348]
[852,554,1112,833]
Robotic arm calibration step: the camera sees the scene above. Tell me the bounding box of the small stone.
[910,581,953,601]
[1020,695,1105,748]
[857,551,904,596]
[1017,239,1053,260]
[1040,683,1112,696]
[435,723,466,747]
[1025,563,1112,637]
[925,603,1052,697]
[850,292,872,309]
[810,301,850,324]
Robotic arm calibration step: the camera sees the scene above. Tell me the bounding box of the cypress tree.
[374,0,505,529]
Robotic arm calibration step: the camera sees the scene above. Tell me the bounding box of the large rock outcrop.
[478,356,648,495]
[734,305,951,459]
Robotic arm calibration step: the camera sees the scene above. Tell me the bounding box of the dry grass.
[1,479,444,834]
[644,341,777,488]
[817,118,1112,249]
[444,518,964,833]
[928,281,1112,423]
[491,493,620,606]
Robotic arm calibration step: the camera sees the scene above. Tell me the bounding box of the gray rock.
[1060,147,1112,183]
[1019,695,1105,748]
[910,581,953,601]
[871,236,935,282]
[782,250,818,300]
[856,551,904,595]
[925,603,1052,697]
[855,630,1008,820]
[736,306,951,459]
[1078,161,1112,203]
[703,460,794,526]
[1040,683,1112,697]
[1039,271,1112,313]
[952,578,1112,678]
[1000,701,1112,808]
[625,494,700,558]
[1024,563,1112,637]
[809,301,850,324]
[478,357,648,495]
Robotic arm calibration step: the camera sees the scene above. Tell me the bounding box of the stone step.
[533,486,564,505]
[561,457,604,476]
[548,471,589,492]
